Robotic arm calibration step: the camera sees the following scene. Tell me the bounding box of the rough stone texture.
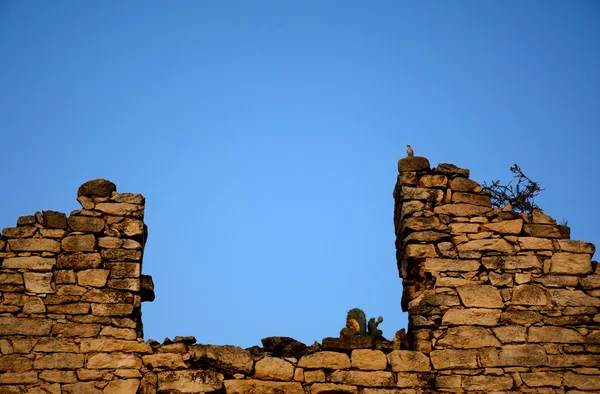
[1,161,599,393]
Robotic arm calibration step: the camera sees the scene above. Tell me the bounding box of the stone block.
[67,216,105,232]
[78,269,110,287]
[528,326,585,343]
[57,253,101,269]
[430,349,477,369]
[0,316,52,336]
[103,379,140,394]
[87,353,141,369]
[387,350,430,372]
[479,344,547,367]
[398,156,430,172]
[437,326,500,348]
[142,353,186,369]
[329,370,395,387]
[254,356,294,380]
[457,285,503,308]
[33,353,84,369]
[8,238,60,252]
[434,204,492,217]
[512,285,550,306]
[442,308,501,326]
[62,234,96,252]
[188,344,253,374]
[298,351,351,370]
[550,252,592,274]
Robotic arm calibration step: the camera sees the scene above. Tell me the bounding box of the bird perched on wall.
[406,145,414,157]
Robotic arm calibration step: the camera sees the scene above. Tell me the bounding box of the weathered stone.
[434,204,492,217]
[112,193,145,204]
[452,192,491,207]
[10,338,38,353]
[436,277,472,287]
[404,244,437,259]
[80,338,151,353]
[225,379,302,394]
[57,253,101,269]
[581,275,600,289]
[401,187,443,202]
[442,308,501,326]
[78,179,116,197]
[142,353,187,369]
[310,383,357,394]
[43,210,68,229]
[16,215,36,226]
[492,326,527,343]
[518,237,554,250]
[303,370,325,383]
[156,370,223,393]
[56,284,87,296]
[462,375,513,391]
[457,285,503,308]
[46,303,90,314]
[2,226,36,238]
[489,272,513,287]
[254,356,294,380]
[430,349,477,369]
[534,275,579,288]
[435,163,470,177]
[479,345,547,367]
[298,351,351,370]
[82,288,133,303]
[67,216,105,232]
[520,372,562,387]
[95,203,143,217]
[523,223,570,238]
[550,289,600,307]
[91,303,134,316]
[550,252,592,274]
[421,293,460,307]
[330,370,395,387]
[22,296,46,313]
[33,338,79,353]
[101,248,142,261]
[55,269,76,283]
[556,239,595,254]
[438,326,501,348]
[0,355,32,371]
[189,344,253,374]
[423,258,480,272]
[33,353,84,369]
[103,379,140,394]
[321,336,374,351]
[8,238,60,252]
[481,219,523,234]
[108,278,140,291]
[529,326,584,343]
[531,209,556,224]
[451,224,482,236]
[52,322,102,337]
[349,349,386,371]
[449,177,479,191]
[0,316,52,335]
[0,371,38,384]
[0,271,23,285]
[87,353,141,369]
[398,156,430,172]
[62,234,96,252]
[387,350,430,372]
[402,216,441,232]
[63,381,103,394]
[77,269,110,287]
[512,285,550,306]
[457,238,513,253]
[404,231,448,243]
[564,371,600,390]
[417,174,447,188]
[39,370,78,383]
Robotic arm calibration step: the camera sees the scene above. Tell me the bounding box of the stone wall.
[0,156,598,393]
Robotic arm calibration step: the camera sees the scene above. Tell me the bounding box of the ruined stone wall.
[0,157,599,393]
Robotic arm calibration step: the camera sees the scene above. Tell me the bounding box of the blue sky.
[1,1,598,348]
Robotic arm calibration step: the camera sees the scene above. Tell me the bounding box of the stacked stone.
[395,156,600,392]
[0,179,154,393]
[136,335,432,393]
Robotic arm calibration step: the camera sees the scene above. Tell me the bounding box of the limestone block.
[2,226,36,238]
[437,326,500,348]
[550,289,600,307]
[0,272,23,285]
[52,322,102,337]
[87,353,141,369]
[398,156,430,172]
[442,308,501,326]
[57,253,102,269]
[581,275,600,289]
[417,174,447,188]
[42,210,68,229]
[298,351,350,370]
[462,375,513,391]
[82,288,133,303]
[62,234,96,252]
[452,192,491,207]
[0,355,33,371]
[68,216,105,232]
[78,269,110,287]
[436,277,471,287]
[457,285,503,308]
[188,344,253,374]
[225,380,303,394]
[142,353,186,369]
[329,370,395,387]
[0,316,52,336]
[518,237,554,250]
[80,338,152,353]
[33,353,84,369]
[117,218,145,237]
[0,371,38,384]
[523,223,569,238]
[11,338,38,353]
[457,238,513,253]
[512,285,550,306]
[401,187,443,202]
[33,338,79,353]
[78,179,116,197]
[404,244,437,259]
[95,202,143,218]
[303,370,325,383]
[310,383,357,393]
[479,345,547,367]
[101,249,142,261]
[449,223,480,234]
[449,177,478,191]
[430,349,478,369]
[533,275,579,288]
[556,239,595,254]
[62,381,103,394]
[46,303,90,315]
[91,303,134,316]
[8,238,60,252]
[528,326,585,343]
[520,372,562,387]
[434,203,492,217]
[423,258,480,272]
[108,278,140,291]
[55,269,76,283]
[550,252,592,274]
[489,272,513,287]
[402,216,441,232]
[254,356,294,381]
[404,231,448,243]
[564,372,600,391]
[387,350,430,372]
[492,326,527,343]
[39,370,78,383]
[103,379,140,394]
[99,326,137,340]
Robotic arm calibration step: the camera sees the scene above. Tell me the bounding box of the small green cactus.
[367,316,383,338]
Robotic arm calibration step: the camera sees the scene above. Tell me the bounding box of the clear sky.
[1,1,599,348]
